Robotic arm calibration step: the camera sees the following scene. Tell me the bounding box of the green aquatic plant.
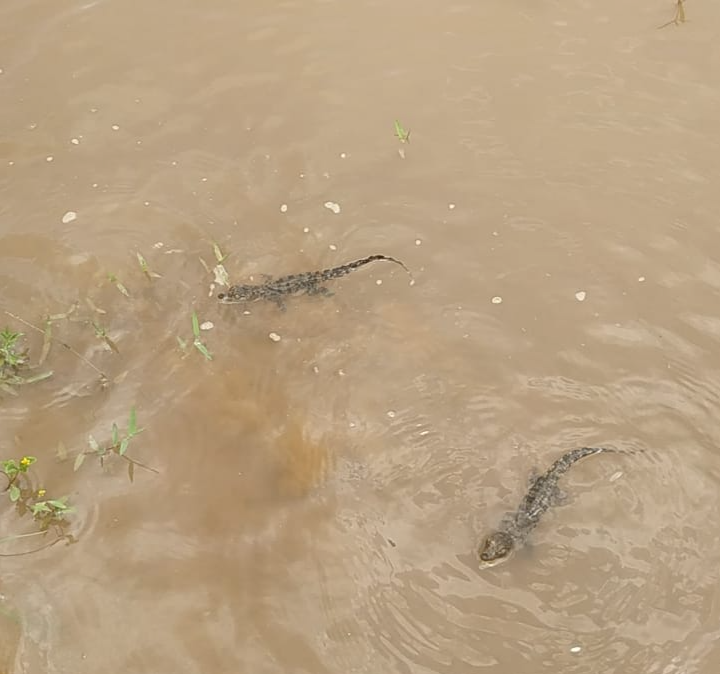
[0,329,28,372]
[191,311,213,361]
[74,407,158,481]
[0,326,53,395]
[1,455,74,550]
[394,119,410,143]
[107,272,130,297]
[136,252,162,280]
[4,310,108,387]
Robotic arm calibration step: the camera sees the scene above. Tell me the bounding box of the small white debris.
[415,239,422,246]
[337,369,346,376]
[61,211,77,224]
[280,204,288,213]
[268,332,281,342]
[303,227,310,233]
[312,365,319,374]
[152,242,164,249]
[0,68,3,75]
[569,645,582,654]
[398,147,406,160]
[329,244,337,251]
[90,107,98,113]
[111,124,120,131]
[609,470,624,482]
[376,279,383,285]
[638,276,645,282]
[200,321,214,331]
[492,231,499,237]
[387,410,396,419]
[70,138,80,145]
[448,203,456,210]
[575,291,587,302]
[491,296,503,304]
[324,201,341,214]
[46,156,54,162]
[340,152,347,158]
[144,201,150,207]
[8,161,13,166]
[201,177,207,182]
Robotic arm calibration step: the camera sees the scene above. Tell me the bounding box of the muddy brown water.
[1,1,720,672]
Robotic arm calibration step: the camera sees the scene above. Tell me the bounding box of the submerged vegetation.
[1,455,74,554]
[0,328,53,395]
[658,0,686,28]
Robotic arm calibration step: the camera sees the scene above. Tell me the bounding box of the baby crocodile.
[478,446,614,568]
[217,254,412,310]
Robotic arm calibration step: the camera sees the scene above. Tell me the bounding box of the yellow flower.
[20,456,31,467]
[37,489,46,497]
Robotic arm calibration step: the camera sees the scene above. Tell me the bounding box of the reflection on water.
[2,0,720,672]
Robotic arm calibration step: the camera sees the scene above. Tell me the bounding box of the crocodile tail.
[552,446,610,475]
[324,254,412,280]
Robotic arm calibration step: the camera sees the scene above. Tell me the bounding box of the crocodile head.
[217,285,257,303]
[477,531,514,568]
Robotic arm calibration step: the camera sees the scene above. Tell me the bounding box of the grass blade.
[127,407,137,435]
[191,312,200,339]
[73,453,85,471]
[39,319,52,365]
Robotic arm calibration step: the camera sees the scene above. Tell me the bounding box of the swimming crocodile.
[217,254,412,310]
[477,446,615,568]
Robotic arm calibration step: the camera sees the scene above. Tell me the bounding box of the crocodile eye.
[217,293,226,299]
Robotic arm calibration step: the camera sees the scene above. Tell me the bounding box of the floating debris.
[280,204,288,213]
[111,124,120,131]
[491,296,503,304]
[415,239,422,246]
[638,276,646,282]
[61,211,77,224]
[386,410,396,419]
[200,321,214,331]
[268,332,281,342]
[324,201,341,214]
[448,203,456,210]
[575,291,587,302]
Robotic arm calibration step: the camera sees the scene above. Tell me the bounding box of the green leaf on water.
[88,435,100,452]
[8,484,20,502]
[119,437,129,456]
[191,312,200,339]
[193,340,213,361]
[394,119,410,143]
[127,407,137,435]
[111,422,119,445]
[212,242,226,263]
[74,453,85,471]
[108,273,130,297]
